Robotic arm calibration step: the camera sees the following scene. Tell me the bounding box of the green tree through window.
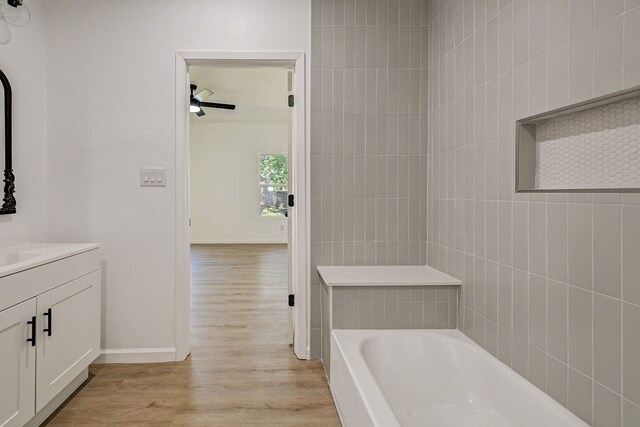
[259,154,288,216]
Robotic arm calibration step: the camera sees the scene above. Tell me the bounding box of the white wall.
[45,0,310,358]
[0,0,48,241]
[190,122,288,244]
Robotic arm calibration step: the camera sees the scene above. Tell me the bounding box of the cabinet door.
[36,270,100,411]
[0,299,36,427]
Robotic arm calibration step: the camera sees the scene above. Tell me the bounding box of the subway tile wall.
[426,0,640,426]
[310,0,431,359]
[331,285,457,329]
[320,282,457,374]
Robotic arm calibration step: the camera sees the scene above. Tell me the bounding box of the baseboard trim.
[95,348,176,364]
[190,239,287,244]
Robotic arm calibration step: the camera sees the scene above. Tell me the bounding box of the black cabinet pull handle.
[43,308,52,336]
[26,316,36,346]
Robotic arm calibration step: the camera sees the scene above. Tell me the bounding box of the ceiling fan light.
[190,98,201,113]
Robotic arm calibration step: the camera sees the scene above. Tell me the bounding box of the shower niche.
[516,86,640,193]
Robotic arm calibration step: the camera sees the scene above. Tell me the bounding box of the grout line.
[621,2,627,91]
[621,203,626,424]
[566,194,571,405]
[591,206,596,419]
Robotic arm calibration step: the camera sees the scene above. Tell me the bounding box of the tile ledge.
[317,265,461,287]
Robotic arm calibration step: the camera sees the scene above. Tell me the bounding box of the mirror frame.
[0,68,16,215]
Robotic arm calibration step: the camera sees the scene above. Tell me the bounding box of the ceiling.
[188,66,290,124]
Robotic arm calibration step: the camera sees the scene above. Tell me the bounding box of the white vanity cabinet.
[35,270,100,411]
[0,243,100,427]
[0,299,37,427]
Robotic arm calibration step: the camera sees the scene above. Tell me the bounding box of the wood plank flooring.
[43,244,339,426]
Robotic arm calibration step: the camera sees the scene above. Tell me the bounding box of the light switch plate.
[140,168,166,187]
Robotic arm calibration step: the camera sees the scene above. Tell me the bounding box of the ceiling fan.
[189,84,236,117]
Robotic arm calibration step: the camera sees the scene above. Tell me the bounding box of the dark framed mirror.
[0,68,16,214]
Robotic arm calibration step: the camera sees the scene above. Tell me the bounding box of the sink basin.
[0,235,100,279]
[0,251,40,267]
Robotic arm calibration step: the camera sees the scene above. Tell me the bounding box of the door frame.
[174,51,309,360]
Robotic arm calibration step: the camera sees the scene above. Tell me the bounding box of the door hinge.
[288,94,294,107]
[288,294,295,307]
[288,194,295,207]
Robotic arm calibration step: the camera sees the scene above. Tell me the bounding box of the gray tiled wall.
[310,0,431,359]
[332,285,457,329]
[426,1,640,426]
[320,282,457,374]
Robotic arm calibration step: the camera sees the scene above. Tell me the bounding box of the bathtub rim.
[331,329,469,427]
[330,329,590,427]
[331,330,401,427]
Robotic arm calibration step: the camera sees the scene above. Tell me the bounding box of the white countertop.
[0,242,100,278]
[317,265,461,287]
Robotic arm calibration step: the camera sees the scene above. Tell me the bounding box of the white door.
[176,63,192,361]
[289,56,307,359]
[287,70,294,345]
[0,299,36,427]
[36,271,100,411]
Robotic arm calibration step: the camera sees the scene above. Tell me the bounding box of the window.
[259,154,288,216]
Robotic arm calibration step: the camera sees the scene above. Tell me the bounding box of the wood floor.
[44,244,340,426]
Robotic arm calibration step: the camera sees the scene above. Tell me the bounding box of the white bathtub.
[330,329,589,427]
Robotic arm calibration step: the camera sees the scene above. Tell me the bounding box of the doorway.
[189,65,292,356]
[174,53,308,361]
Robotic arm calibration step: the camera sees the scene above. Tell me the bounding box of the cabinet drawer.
[0,249,100,312]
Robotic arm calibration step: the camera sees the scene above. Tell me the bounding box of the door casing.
[174,52,310,360]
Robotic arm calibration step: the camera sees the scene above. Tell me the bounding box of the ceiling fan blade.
[195,109,206,117]
[194,88,213,102]
[200,102,236,110]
